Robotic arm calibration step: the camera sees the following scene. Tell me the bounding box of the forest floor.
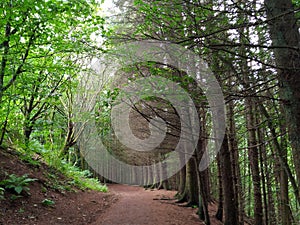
[91,184,223,225]
[0,149,222,225]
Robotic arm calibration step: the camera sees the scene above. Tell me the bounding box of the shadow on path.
[92,184,204,225]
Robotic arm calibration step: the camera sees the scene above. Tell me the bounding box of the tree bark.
[245,99,263,225]
[220,131,239,225]
[227,100,244,225]
[265,0,300,191]
[278,109,293,225]
[215,155,223,222]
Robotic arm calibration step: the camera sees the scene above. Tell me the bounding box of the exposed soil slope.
[0,149,114,225]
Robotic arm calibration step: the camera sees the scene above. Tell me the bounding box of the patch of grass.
[59,161,107,192]
[69,177,108,192]
[43,162,107,193]
[13,140,42,167]
[19,153,41,167]
[44,172,71,193]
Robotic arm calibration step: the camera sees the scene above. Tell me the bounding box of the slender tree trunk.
[198,169,210,225]
[195,109,210,224]
[259,103,300,204]
[278,109,293,225]
[177,165,186,192]
[0,102,10,146]
[245,99,263,225]
[161,159,169,190]
[257,115,269,225]
[220,131,239,225]
[227,99,244,224]
[215,155,223,222]
[265,149,277,225]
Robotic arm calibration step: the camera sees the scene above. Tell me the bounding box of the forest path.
[92,184,205,225]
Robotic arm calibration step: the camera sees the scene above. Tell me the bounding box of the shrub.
[0,174,37,195]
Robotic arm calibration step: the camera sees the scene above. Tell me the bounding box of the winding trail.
[92,184,204,225]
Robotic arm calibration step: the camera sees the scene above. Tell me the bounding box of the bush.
[0,174,37,195]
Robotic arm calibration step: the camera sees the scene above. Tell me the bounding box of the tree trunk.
[257,115,269,225]
[23,123,33,143]
[198,169,210,225]
[265,0,300,191]
[185,155,199,206]
[245,99,263,225]
[227,99,244,224]
[278,110,293,225]
[259,103,300,204]
[220,131,239,225]
[215,155,223,222]
[176,146,198,205]
[177,165,186,194]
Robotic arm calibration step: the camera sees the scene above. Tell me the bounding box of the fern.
[0,174,37,195]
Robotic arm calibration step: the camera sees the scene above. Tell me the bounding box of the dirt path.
[92,184,204,225]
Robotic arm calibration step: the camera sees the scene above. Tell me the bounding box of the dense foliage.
[1,0,300,225]
[0,0,107,191]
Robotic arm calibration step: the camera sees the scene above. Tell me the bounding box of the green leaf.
[14,186,23,194]
[42,198,55,206]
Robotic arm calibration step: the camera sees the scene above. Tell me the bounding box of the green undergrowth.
[10,140,108,193]
[0,173,37,200]
[56,161,108,192]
